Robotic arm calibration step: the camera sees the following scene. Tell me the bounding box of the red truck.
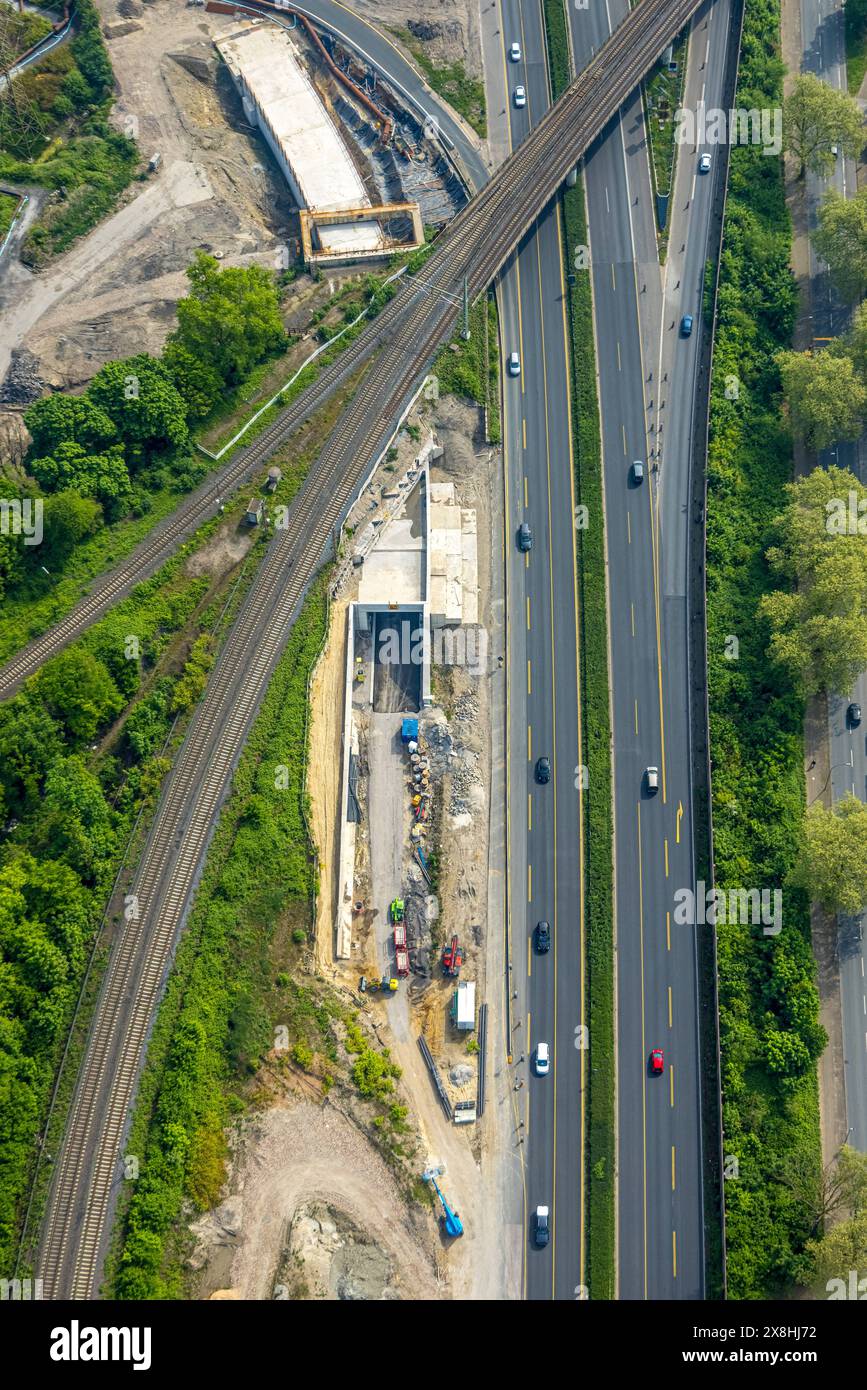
[393,922,410,977]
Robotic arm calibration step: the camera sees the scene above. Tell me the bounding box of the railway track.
[34,0,704,1298]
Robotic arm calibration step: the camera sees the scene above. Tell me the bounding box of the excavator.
[441,935,463,977]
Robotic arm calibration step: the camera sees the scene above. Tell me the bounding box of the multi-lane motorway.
[573,0,734,1297]
[496,1,586,1300]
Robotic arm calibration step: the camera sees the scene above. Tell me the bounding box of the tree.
[23,393,116,458]
[777,348,867,450]
[805,1212,867,1293]
[780,1146,867,1235]
[29,442,132,518]
[0,697,64,821]
[791,794,867,915]
[36,756,116,881]
[87,355,189,458]
[812,187,867,301]
[31,647,123,744]
[172,252,286,388]
[39,491,102,570]
[783,73,863,178]
[760,467,867,693]
[161,342,223,421]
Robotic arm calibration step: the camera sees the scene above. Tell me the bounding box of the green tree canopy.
[39,491,103,570]
[35,756,116,882]
[30,647,122,745]
[791,793,867,915]
[0,696,64,821]
[760,467,867,693]
[777,348,867,450]
[161,341,223,421]
[23,392,116,458]
[29,442,132,518]
[172,252,286,388]
[813,186,867,302]
[88,355,189,458]
[783,73,863,178]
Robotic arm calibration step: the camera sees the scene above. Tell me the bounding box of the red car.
[650,1048,665,1075]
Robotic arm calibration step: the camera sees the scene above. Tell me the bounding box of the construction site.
[0,0,467,401]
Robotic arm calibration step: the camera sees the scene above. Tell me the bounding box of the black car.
[518,522,533,552]
[534,920,551,954]
[848,702,862,729]
[535,755,551,784]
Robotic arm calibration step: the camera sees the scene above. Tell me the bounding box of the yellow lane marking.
[664,838,669,878]
[611,262,616,290]
[617,340,622,370]
[528,862,532,902]
[528,792,532,833]
[670,1065,675,1108]
[527,659,532,695]
[527,596,531,629]
[638,802,648,1299]
[668,985,673,1028]
[672,1146,676,1192]
[634,699,639,735]
[527,932,531,978]
[524,475,528,507]
[673,1230,677,1279]
[523,417,527,450]
[647,476,667,803]
[631,602,635,637]
[528,724,532,761]
[666,910,671,951]
[627,512,632,545]
[622,423,627,455]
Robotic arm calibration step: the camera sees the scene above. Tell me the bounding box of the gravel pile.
[0,351,45,408]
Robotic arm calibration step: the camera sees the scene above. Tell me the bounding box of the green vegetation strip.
[706,0,823,1296]
[544,0,616,1300]
[0,0,137,266]
[845,0,867,94]
[433,294,501,443]
[394,28,487,138]
[108,578,329,1297]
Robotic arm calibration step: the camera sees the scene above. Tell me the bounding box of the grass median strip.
[543,0,616,1300]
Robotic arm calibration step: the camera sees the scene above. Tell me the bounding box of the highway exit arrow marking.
[676,801,683,845]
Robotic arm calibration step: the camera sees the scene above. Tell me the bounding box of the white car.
[508,349,521,376]
[646,766,659,794]
[514,85,527,108]
[509,41,521,62]
[699,151,712,173]
[631,459,644,484]
[535,1042,550,1076]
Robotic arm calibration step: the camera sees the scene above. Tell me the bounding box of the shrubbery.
[706,0,824,1296]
